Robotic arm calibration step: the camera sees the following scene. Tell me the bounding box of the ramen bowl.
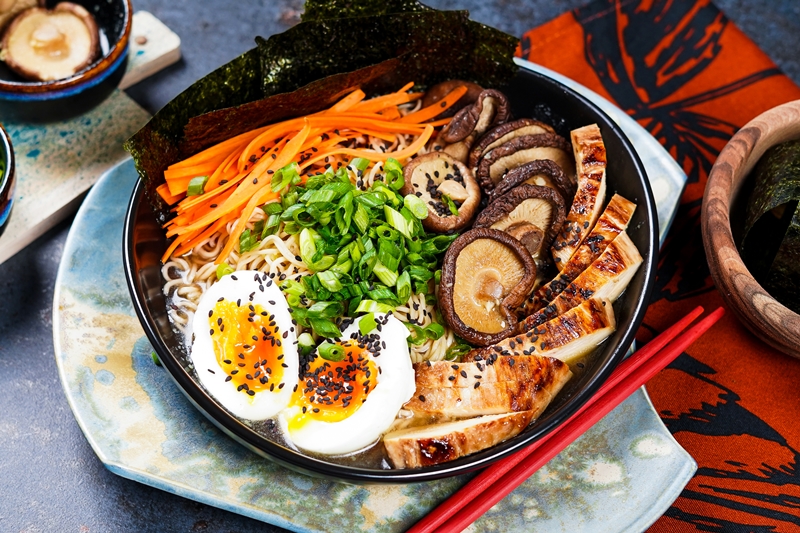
[123,65,658,483]
[0,0,132,122]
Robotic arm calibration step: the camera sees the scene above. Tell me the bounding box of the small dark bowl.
[123,65,658,483]
[0,123,14,236]
[0,0,132,122]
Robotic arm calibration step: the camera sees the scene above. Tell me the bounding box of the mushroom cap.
[468,118,556,169]
[421,80,484,120]
[439,228,537,346]
[440,89,511,144]
[1,2,99,81]
[475,132,574,192]
[489,159,576,204]
[0,0,42,33]
[400,151,481,233]
[474,184,566,260]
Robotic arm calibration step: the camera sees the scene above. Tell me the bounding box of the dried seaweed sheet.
[124,0,517,224]
[301,0,430,21]
[742,139,800,313]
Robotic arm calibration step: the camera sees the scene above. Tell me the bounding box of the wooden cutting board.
[0,11,180,266]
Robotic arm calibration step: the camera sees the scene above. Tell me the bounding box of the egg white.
[278,314,415,455]
[191,270,298,421]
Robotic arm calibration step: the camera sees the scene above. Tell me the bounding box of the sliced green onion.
[297,333,315,356]
[359,313,377,335]
[441,193,459,216]
[307,300,344,318]
[355,299,395,314]
[262,213,281,237]
[445,337,472,361]
[368,286,396,301]
[309,318,341,338]
[349,157,370,172]
[317,270,343,292]
[239,228,258,253]
[378,239,401,271]
[404,194,429,219]
[151,351,162,366]
[372,260,398,287]
[353,203,370,233]
[384,205,413,239]
[216,263,235,280]
[318,341,346,362]
[355,191,387,208]
[187,175,209,196]
[271,162,300,192]
[384,158,405,190]
[396,270,411,302]
[262,202,284,215]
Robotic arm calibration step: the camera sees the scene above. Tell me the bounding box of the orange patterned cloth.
[520,1,800,530]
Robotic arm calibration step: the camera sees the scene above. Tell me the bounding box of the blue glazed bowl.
[0,0,132,122]
[0,123,15,237]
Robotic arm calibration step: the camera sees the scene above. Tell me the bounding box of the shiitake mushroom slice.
[434,89,511,163]
[400,151,481,233]
[1,2,99,81]
[475,133,575,193]
[474,184,566,262]
[467,118,556,169]
[488,159,576,205]
[439,228,536,346]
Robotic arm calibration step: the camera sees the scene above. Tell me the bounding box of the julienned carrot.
[169,213,236,260]
[298,125,434,171]
[169,125,269,170]
[216,185,280,264]
[161,83,453,263]
[328,89,366,113]
[350,127,398,143]
[397,85,467,124]
[157,183,183,205]
[173,121,312,237]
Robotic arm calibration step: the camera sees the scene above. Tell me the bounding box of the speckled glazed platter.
[54,62,692,532]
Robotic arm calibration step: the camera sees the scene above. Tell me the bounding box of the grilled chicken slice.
[467,297,616,366]
[551,124,608,269]
[521,194,636,315]
[414,354,568,389]
[384,411,535,468]
[404,357,571,420]
[522,232,641,330]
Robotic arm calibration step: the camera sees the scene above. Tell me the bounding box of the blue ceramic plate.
[53,61,692,532]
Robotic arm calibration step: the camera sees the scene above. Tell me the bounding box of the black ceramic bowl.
[0,123,14,236]
[0,0,132,122]
[123,65,658,484]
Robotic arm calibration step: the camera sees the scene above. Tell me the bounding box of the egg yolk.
[289,342,378,427]
[207,297,286,396]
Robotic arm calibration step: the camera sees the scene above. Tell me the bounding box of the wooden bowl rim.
[702,98,800,358]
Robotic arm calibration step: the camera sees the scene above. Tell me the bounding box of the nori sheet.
[301,0,430,21]
[124,0,518,225]
[742,139,800,313]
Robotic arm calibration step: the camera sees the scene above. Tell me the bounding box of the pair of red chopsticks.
[408,305,725,533]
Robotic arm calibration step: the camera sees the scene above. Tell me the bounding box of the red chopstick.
[408,305,723,533]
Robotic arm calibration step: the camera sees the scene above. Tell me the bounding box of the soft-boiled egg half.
[190,270,298,420]
[279,314,416,455]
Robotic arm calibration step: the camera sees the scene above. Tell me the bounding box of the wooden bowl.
[702,99,800,359]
